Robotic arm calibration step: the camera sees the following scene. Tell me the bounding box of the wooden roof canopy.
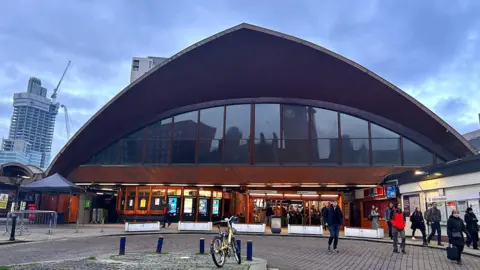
[47,23,474,178]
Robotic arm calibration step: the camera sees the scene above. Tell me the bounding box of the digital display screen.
[184,198,193,214]
[212,199,220,215]
[199,199,207,215]
[386,185,396,198]
[168,197,177,214]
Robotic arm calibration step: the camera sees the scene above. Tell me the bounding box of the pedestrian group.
[379,202,479,265]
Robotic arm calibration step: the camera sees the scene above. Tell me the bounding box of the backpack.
[368,212,372,221]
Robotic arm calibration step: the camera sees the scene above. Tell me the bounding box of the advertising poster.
[212,199,220,215]
[468,200,480,218]
[168,198,177,214]
[0,194,9,209]
[457,201,467,220]
[184,198,193,214]
[446,201,457,217]
[199,199,207,215]
[436,201,448,223]
[140,199,147,208]
[403,194,420,216]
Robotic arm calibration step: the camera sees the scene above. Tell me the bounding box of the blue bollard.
[247,240,253,261]
[200,238,205,254]
[156,236,164,254]
[119,236,126,255]
[236,239,241,255]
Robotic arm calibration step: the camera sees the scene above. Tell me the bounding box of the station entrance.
[247,190,342,227]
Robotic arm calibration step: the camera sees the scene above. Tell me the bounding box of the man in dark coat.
[326,200,343,252]
[464,207,479,249]
[427,202,444,246]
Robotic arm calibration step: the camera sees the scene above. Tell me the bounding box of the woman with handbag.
[447,210,470,265]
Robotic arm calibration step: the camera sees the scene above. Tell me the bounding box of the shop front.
[354,186,398,230]
[386,155,480,237]
[117,186,227,223]
[247,188,342,227]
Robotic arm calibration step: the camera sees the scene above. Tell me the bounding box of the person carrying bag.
[447,210,470,265]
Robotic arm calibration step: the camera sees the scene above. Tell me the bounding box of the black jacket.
[464,212,479,232]
[410,211,425,230]
[327,205,343,225]
[447,215,469,246]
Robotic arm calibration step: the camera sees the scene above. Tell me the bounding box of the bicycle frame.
[215,216,236,251]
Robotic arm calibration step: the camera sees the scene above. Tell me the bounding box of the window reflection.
[225,105,250,139]
[94,141,119,165]
[254,138,279,164]
[145,118,171,164]
[371,123,399,138]
[171,139,196,163]
[403,138,433,165]
[371,124,400,165]
[312,139,339,164]
[342,138,369,165]
[372,139,401,165]
[254,104,280,139]
[173,111,198,140]
[88,102,441,167]
[172,111,198,163]
[224,139,250,163]
[311,108,338,138]
[119,129,144,164]
[223,105,251,164]
[340,113,368,138]
[198,140,221,163]
[199,107,224,139]
[311,108,339,164]
[341,114,369,165]
[282,105,309,164]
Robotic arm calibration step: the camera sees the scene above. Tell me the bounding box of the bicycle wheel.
[231,237,241,264]
[211,235,226,268]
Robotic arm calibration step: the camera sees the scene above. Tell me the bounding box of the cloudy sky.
[1,0,480,166]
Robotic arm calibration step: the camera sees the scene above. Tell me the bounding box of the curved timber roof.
[47,23,475,176]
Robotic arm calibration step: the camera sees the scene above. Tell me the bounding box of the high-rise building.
[0,138,42,167]
[130,56,167,83]
[5,78,59,168]
[27,77,47,97]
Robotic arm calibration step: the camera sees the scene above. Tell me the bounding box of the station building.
[46,24,474,226]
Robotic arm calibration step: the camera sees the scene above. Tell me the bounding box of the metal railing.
[4,210,57,236]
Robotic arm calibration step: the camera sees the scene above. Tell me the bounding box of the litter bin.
[270,215,282,233]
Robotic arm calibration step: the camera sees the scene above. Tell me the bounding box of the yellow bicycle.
[210,216,241,268]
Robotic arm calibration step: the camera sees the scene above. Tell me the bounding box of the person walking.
[464,207,479,249]
[384,202,394,239]
[326,200,343,253]
[391,205,407,253]
[321,203,329,227]
[371,206,380,229]
[427,202,444,246]
[265,204,273,226]
[410,207,428,245]
[447,210,470,265]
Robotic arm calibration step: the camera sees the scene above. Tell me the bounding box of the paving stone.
[0,234,479,269]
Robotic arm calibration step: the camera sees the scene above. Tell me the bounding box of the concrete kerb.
[96,231,480,258]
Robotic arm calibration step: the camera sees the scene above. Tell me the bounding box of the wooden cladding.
[70,165,411,185]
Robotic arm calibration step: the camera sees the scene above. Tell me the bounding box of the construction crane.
[51,60,71,102]
[61,104,71,139]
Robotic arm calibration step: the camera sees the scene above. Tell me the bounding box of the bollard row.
[117,236,253,261]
